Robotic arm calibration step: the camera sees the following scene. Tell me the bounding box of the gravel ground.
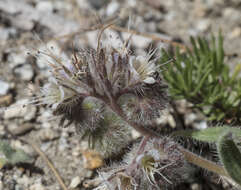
[0,0,240,190]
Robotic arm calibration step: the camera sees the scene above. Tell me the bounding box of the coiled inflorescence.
[33,26,168,156]
[95,137,189,190]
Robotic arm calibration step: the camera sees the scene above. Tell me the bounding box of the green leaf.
[218,132,241,186]
[192,67,212,96]
[171,126,241,143]
[161,34,241,124]
[10,149,33,165]
[190,36,200,60]
[231,64,241,82]
[217,30,224,67]
[0,140,33,167]
[0,158,7,169]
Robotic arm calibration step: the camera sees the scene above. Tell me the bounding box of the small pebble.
[0,125,5,136]
[106,1,119,16]
[196,19,210,32]
[16,175,30,187]
[58,136,69,151]
[229,27,241,39]
[36,1,54,12]
[3,100,37,121]
[29,183,46,190]
[8,123,34,136]
[11,140,37,158]
[185,113,198,126]
[88,0,109,9]
[131,130,141,139]
[69,176,81,189]
[39,128,59,142]
[8,53,27,68]
[0,181,3,190]
[0,80,10,95]
[0,94,13,106]
[167,114,176,128]
[123,33,152,49]
[72,146,82,157]
[14,64,34,81]
[193,121,207,130]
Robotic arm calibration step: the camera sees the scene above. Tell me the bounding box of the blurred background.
[0,0,240,189]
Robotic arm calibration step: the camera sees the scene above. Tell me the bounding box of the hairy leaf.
[171,126,241,143]
[217,132,241,186]
[0,140,33,167]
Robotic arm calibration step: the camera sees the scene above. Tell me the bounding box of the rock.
[0,94,13,106]
[69,176,81,189]
[185,113,198,126]
[86,31,98,49]
[3,100,37,121]
[0,181,3,190]
[13,184,24,190]
[40,142,52,152]
[0,80,10,95]
[11,140,37,158]
[36,1,54,12]
[88,0,109,10]
[122,32,152,49]
[131,129,141,139]
[223,8,241,22]
[191,183,202,190]
[0,28,17,41]
[0,0,80,36]
[8,123,34,136]
[193,121,207,130]
[16,175,31,187]
[166,114,176,128]
[147,22,157,33]
[106,1,119,16]
[10,16,34,31]
[0,28,9,41]
[72,145,83,157]
[39,128,59,142]
[41,122,51,129]
[14,64,34,81]
[29,183,46,190]
[130,35,152,49]
[8,52,27,68]
[144,0,164,9]
[229,27,241,39]
[196,19,210,32]
[37,109,53,124]
[0,125,5,136]
[53,1,72,12]
[58,136,69,151]
[157,109,176,128]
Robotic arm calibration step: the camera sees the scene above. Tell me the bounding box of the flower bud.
[79,110,132,157]
[118,93,161,125]
[79,97,105,130]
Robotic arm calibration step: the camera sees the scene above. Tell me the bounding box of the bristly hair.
[30,21,168,134]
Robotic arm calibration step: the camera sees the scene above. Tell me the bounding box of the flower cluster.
[33,27,168,155]
[95,137,189,190]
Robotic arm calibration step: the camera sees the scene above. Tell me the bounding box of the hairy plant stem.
[109,100,161,137]
[180,147,229,177]
[100,97,230,181]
